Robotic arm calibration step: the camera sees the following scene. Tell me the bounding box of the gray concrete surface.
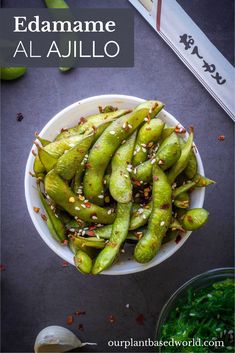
[1,0,234,352]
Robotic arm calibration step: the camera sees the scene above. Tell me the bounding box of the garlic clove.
[34,326,82,353]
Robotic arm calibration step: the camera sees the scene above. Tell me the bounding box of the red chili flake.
[16,112,24,122]
[61,240,68,246]
[78,323,84,331]
[188,188,195,194]
[136,314,145,325]
[75,310,86,316]
[60,127,68,133]
[41,214,47,221]
[87,230,95,237]
[108,315,116,324]
[62,261,69,267]
[161,203,170,209]
[98,106,103,113]
[92,125,97,133]
[66,315,74,325]
[32,150,37,157]
[84,201,91,208]
[133,180,141,187]
[79,117,87,125]
[85,163,92,169]
[153,176,159,181]
[0,264,6,271]
[175,124,186,134]
[218,135,225,141]
[33,207,40,213]
[147,114,151,124]
[187,215,193,223]
[175,234,182,244]
[89,225,96,231]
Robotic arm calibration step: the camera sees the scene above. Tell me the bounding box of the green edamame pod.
[179,138,197,179]
[109,132,137,203]
[132,133,181,182]
[0,67,27,80]
[69,235,105,250]
[44,0,69,8]
[92,202,132,274]
[173,181,196,198]
[42,134,86,159]
[159,127,175,144]
[74,250,92,274]
[167,129,194,185]
[156,133,181,168]
[132,119,164,166]
[33,155,46,176]
[39,190,65,242]
[134,165,172,263]
[129,202,152,230]
[35,133,51,147]
[72,161,86,194]
[169,218,185,232]
[56,109,130,140]
[181,208,209,231]
[44,170,115,224]
[38,146,58,172]
[174,192,190,209]
[92,225,138,242]
[193,174,216,187]
[55,134,94,180]
[84,101,164,205]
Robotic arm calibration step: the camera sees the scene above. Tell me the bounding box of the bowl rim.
[24,94,205,275]
[155,267,235,341]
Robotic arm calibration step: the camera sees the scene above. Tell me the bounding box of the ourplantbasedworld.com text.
[107,337,225,350]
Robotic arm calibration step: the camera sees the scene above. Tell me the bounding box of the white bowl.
[25,94,205,275]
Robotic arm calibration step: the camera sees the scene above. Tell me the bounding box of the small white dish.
[25,94,205,275]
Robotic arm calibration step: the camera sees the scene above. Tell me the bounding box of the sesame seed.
[75,206,80,211]
[82,230,86,236]
[133,168,137,174]
[151,158,156,165]
[138,208,144,214]
[98,195,104,199]
[121,139,126,145]
[107,209,112,215]
[69,197,75,203]
[158,159,164,165]
[160,221,165,226]
[96,234,100,239]
[109,130,116,135]
[126,303,130,309]
[128,124,132,129]
[81,204,86,208]
[143,214,147,219]
[142,147,147,153]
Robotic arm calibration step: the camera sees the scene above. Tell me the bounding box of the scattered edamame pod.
[0,67,27,80]
[193,174,216,187]
[181,208,209,231]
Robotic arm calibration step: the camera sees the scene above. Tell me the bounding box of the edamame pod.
[132,119,164,166]
[132,133,181,182]
[55,134,94,180]
[39,190,65,242]
[172,181,196,198]
[193,174,216,187]
[92,202,132,274]
[74,250,92,274]
[84,101,164,205]
[69,235,105,250]
[44,0,69,8]
[159,127,175,144]
[56,109,130,140]
[45,170,115,224]
[0,67,27,80]
[167,129,194,185]
[134,165,172,263]
[174,192,190,209]
[33,155,46,176]
[92,225,138,241]
[109,132,137,203]
[179,138,197,179]
[129,202,152,230]
[181,208,209,231]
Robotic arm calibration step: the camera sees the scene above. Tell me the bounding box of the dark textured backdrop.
[1,1,234,352]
